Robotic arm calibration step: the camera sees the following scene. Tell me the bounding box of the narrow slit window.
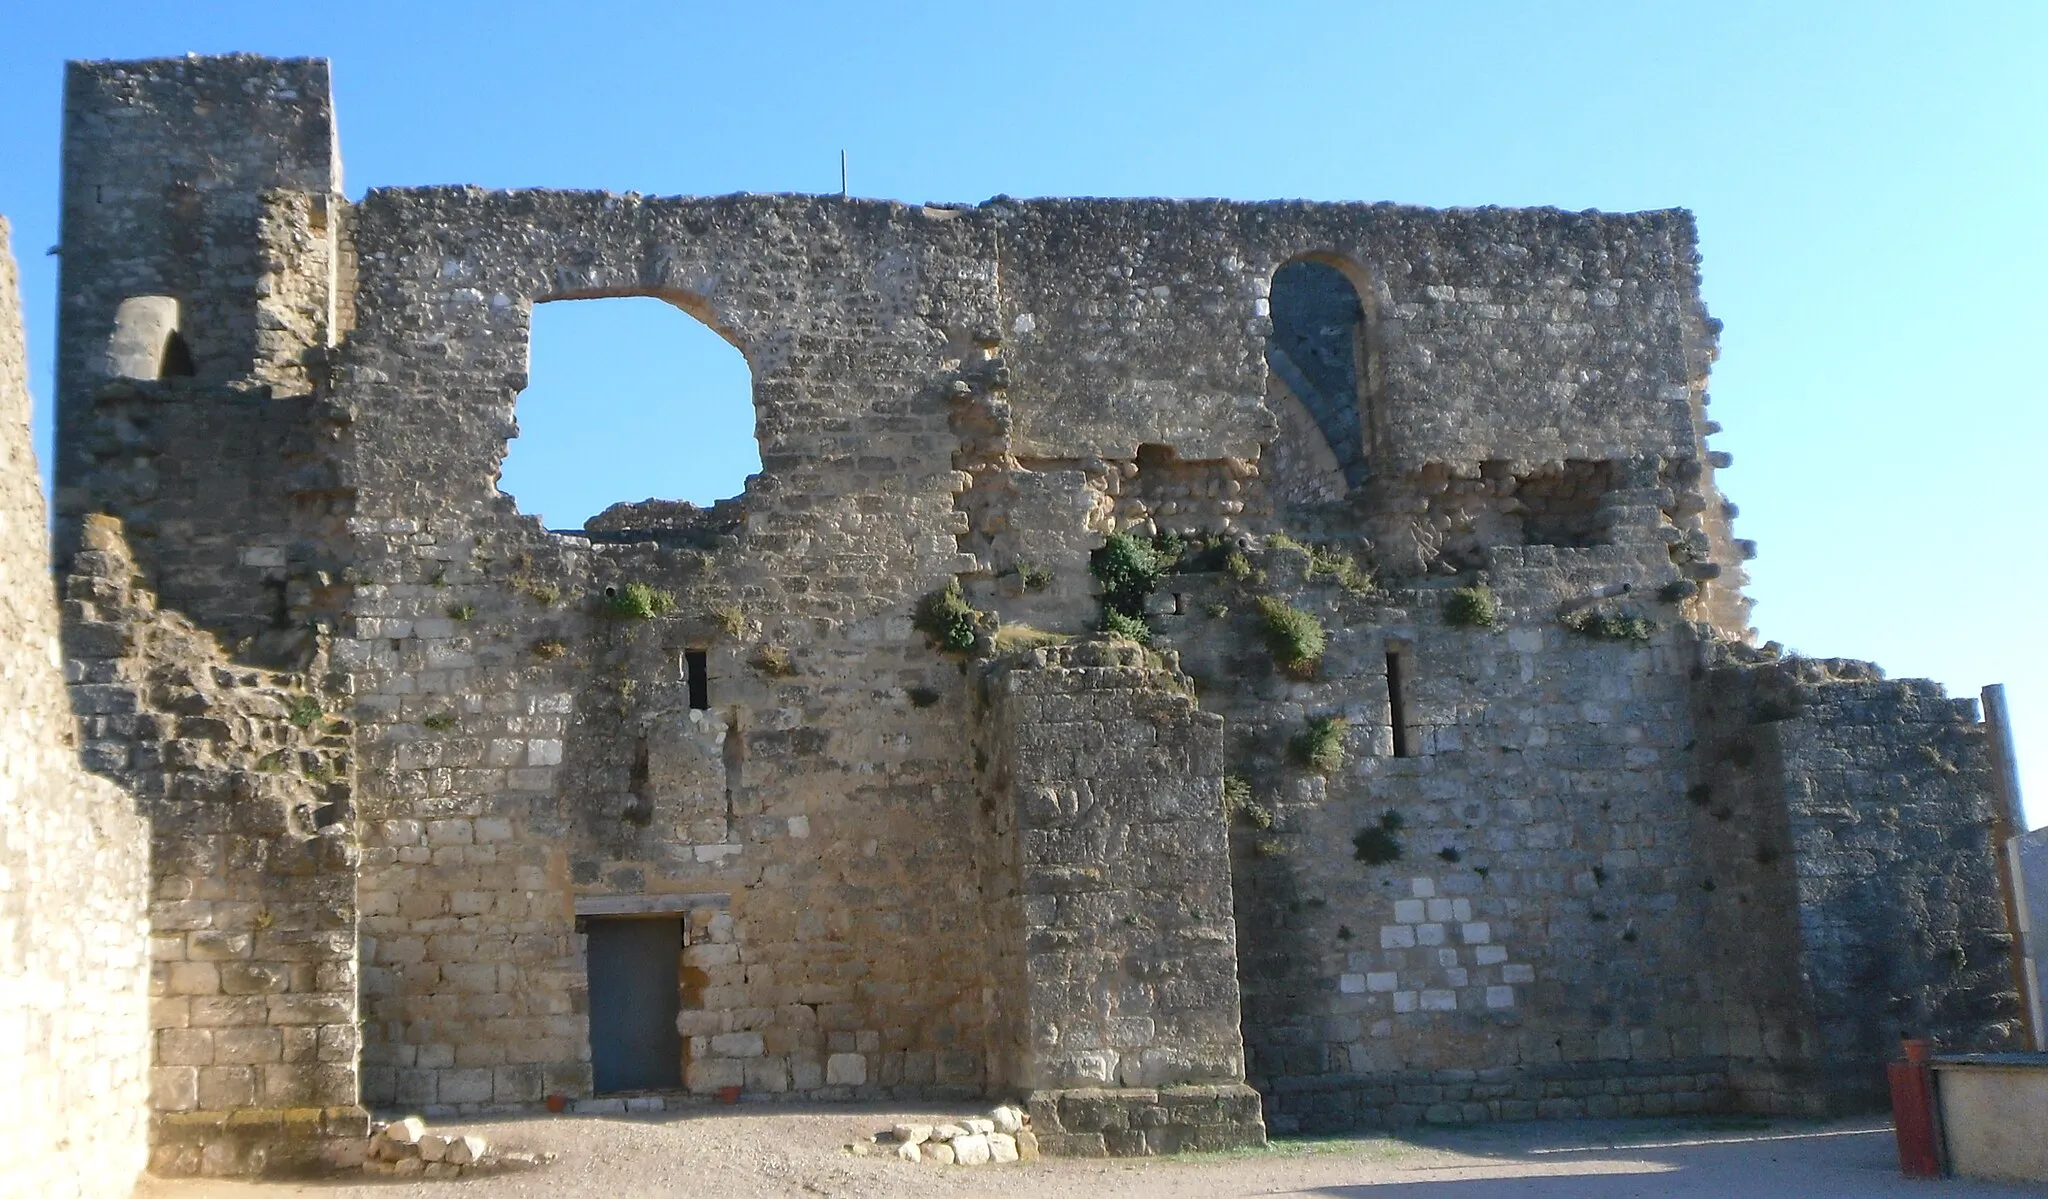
[1386,647,1414,758]
[685,649,710,711]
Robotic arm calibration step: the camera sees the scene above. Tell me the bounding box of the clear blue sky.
[2,2,2042,824]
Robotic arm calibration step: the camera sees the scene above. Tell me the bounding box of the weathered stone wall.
[56,56,346,661]
[1156,536,1740,1131]
[1692,649,2021,1109]
[37,52,2024,1167]
[62,518,365,1174]
[0,216,152,1198]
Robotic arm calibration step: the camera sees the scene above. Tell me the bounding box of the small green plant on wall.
[750,644,794,676]
[1100,607,1151,645]
[1444,585,1498,629]
[711,603,747,637]
[1353,810,1406,866]
[914,579,983,653]
[1270,534,1374,596]
[287,695,322,728]
[1562,608,1654,642]
[1091,531,1181,640]
[1291,714,1348,774]
[1256,596,1326,677]
[1222,773,1274,829]
[603,582,676,620]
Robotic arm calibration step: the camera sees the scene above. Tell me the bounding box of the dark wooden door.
[585,917,683,1092]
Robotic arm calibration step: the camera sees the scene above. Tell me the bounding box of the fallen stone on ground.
[364,1117,517,1179]
[863,1104,1040,1167]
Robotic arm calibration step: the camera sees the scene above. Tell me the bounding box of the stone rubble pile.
[858,1105,1038,1166]
[362,1116,493,1178]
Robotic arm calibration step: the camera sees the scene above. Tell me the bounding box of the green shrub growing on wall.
[1100,608,1152,645]
[1353,810,1406,865]
[603,582,676,620]
[914,579,982,653]
[1091,532,1180,618]
[287,695,322,728]
[1562,608,1655,642]
[1270,534,1375,596]
[1291,714,1349,774]
[1221,773,1273,828]
[1444,585,1498,629]
[1256,596,1326,675]
[750,645,794,676]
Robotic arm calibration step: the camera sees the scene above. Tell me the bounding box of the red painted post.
[1890,1039,1940,1178]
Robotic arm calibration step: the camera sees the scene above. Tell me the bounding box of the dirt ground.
[136,1107,2038,1198]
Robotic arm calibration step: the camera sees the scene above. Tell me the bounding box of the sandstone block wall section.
[62,519,365,1175]
[337,189,999,1109]
[1693,651,2022,1110]
[0,216,152,1199]
[980,642,1266,1154]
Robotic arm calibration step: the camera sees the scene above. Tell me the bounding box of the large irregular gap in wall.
[499,294,760,530]
[62,516,365,1175]
[979,641,1265,1155]
[0,217,153,1199]
[1690,644,2023,1113]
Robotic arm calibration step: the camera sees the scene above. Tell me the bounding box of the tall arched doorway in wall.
[498,294,760,531]
[1265,257,1372,504]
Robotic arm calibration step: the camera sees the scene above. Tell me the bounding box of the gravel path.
[136,1108,2039,1198]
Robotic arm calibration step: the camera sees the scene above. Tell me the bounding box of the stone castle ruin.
[1,53,2031,1188]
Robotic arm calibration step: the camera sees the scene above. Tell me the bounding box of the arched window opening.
[500,295,760,532]
[105,295,193,380]
[1266,259,1370,489]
